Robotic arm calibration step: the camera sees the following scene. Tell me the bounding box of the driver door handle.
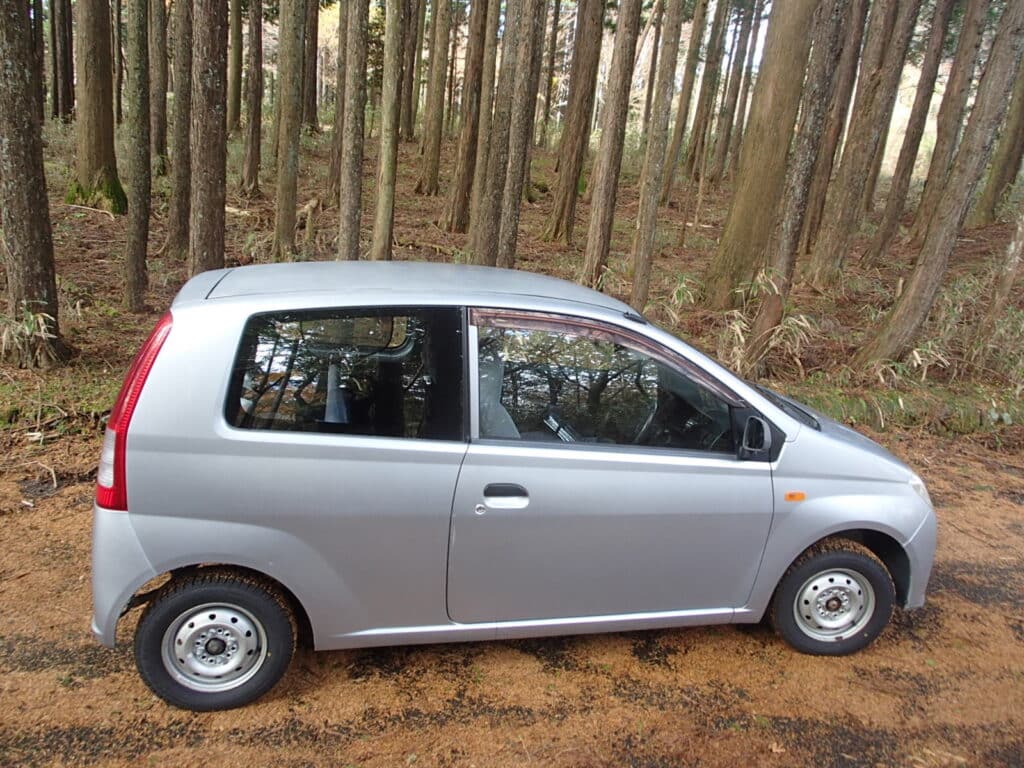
[482,483,530,510]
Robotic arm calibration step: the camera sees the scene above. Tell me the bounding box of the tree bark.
[444,0,461,137]
[702,0,817,309]
[302,0,319,130]
[241,0,264,195]
[415,0,451,194]
[227,0,242,131]
[69,0,127,213]
[866,0,955,263]
[125,0,150,311]
[707,0,753,185]
[149,0,168,174]
[273,0,305,260]
[854,0,1024,366]
[338,0,369,260]
[326,0,348,201]
[541,0,603,243]
[968,53,1024,228]
[682,0,729,181]
[28,0,44,126]
[370,0,405,259]
[411,0,428,135]
[798,0,866,254]
[469,0,501,223]
[538,0,562,148]
[907,0,986,245]
[164,0,191,258]
[0,0,66,366]
[114,0,123,123]
[581,0,643,288]
[51,0,75,120]
[400,0,421,139]
[660,0,708,204]
[442,0,488,232]
[188,0,228,275]
[629,0,685,310]
[805,0,921,290]
[726,0,765,180]
[641,2,662,141]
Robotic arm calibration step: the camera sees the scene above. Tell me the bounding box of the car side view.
[91,262,937,711]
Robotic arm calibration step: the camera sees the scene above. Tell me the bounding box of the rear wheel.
[771,542,894,655]
[134,571,295,711]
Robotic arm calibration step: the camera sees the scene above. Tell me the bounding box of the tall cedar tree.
[703,0,818,309]
[683,0,729,181]
[442,0,489,232]
[416,0,452,194]
[326,0,348,201]
[641,2,662,139]
[541,0,603,243]
[538,0,562,148]
[273,0,306,259]
[410,0,428,135]
[726,0,765,179]
[114,0,123,123]
[908,0,987,245]
[471,0,522,264]
[241,0,264,195]
[745,0,849,374]
[798,0,867,254]
[302,0,319,129]
[29,0,44,125]
[855,0,1024,366]
[867,0,956,263]
[660,0,708,204]
[370,0,405,259]
[50,0,75,119]
[338,0,369,259]
[444,1,462,137]
[469,0,501,222]
[189,0,229,275]
[227,0,242,131]
[0,0,66,367]
[149,0,168,174]
[164,0,191,258]
[400,0,421,139]
[581,0,643,288]
[805,0,921,290]
[125,0,151,311]
[968,53,1024,227]
[708,0,753,184]
[68,0,127,212]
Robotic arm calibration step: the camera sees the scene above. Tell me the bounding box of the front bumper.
[91,505,157,646]
[902,506,938,609]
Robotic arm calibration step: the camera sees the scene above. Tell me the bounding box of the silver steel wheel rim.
[161,602,268,693]
[793,568,875,643]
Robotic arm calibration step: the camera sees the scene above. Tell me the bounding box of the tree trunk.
[69,0,127,213]
[660,0,708,205]
[854,1,1024,366]
[370,0,405,259]
[707,0,753,185]
[400,0,421,139]
[641,2,661,140]
[866,0,955,263]
[629,0,685,310]
[805,0,921,290]
[581,0,643,288]
[968,53,1024,228]
[745,0,849,374]
[326,0,348,201]
[114,0,123,123]
[0,0,67,367]
[338,0,369,260]
[469,0,501,223]
[302,0,319,130]
[907,0,986,245]
[188,0,228,275]
[149,0,168,174]
[442,0,489,232]
[538,0,562,148]
[273,0,305,260]
[51,0,75,120]
[411,0,428,135]
[444,0,461,137]
[702,0,817,309]
[496,0,546,268]
[227,0,242,131]
[682,0,729,181]
[415,0,451,194]
[541,0,603,243]
[164,0,191,258]
[125,0,150,311]
[798,0,866,254]
[241,0,264,195]
[28,0,44,126]
[725,0,765,180]
[967,207,1024,367]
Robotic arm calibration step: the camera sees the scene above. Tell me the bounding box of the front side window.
[476,321,735,453]
[228,308,464,440]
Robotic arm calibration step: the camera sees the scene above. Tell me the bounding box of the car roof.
[186,261,636,315]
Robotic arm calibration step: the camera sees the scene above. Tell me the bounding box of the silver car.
[92,262,937,711]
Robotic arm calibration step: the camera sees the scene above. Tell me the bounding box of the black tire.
[771,541,895,656]
[134,570,296,711]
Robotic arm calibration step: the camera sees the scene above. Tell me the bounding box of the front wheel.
[134,570,296,711]
[771,542,895,655]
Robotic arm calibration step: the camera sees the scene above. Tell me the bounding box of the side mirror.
[739,416,772,459]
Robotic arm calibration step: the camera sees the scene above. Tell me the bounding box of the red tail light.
[96,312,173,510]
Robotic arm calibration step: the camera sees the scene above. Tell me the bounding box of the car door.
[446,309,775,624]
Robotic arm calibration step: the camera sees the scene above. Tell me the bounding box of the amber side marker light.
[784,491,807,502]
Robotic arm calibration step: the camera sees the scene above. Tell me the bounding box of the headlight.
[909,475,932,507]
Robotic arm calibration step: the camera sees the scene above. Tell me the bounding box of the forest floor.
[1,123,1023,766]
